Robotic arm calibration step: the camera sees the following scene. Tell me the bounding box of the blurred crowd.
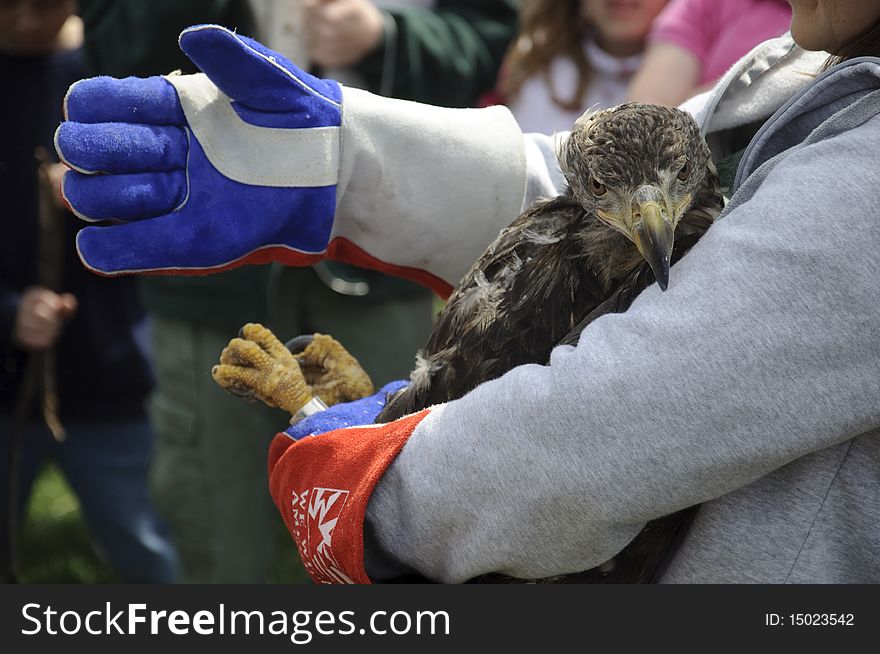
[0,0,793,583]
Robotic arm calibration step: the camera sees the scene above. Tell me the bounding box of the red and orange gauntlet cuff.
[268,410,430,584]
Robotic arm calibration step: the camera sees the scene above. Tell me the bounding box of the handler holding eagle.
[55,0,880,584]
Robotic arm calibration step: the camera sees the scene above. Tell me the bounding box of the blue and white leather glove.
[56,24,341,276]
[283,381,409,441]
[55,24,530,294]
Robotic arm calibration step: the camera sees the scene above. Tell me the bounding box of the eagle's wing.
[555,266,652,348]
[556,226,709,348]
[681,158,724,233]
[378,196,608,422]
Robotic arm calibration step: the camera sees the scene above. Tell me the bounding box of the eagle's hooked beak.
[632,198,675,291]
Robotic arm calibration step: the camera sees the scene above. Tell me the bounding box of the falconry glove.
[55,24,527,294]
[282,381,410,442]
[56,24,341,276]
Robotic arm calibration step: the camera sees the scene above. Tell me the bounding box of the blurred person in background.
[77,0,517,583]
[628,0,792,106]
[308,0,518,104]
[485,0,669,134]
[0,0,176,582]
[252,0,518,105]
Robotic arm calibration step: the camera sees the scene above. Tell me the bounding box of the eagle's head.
[560,102,718,290]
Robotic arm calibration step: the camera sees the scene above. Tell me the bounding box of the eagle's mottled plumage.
[378,103,722,424]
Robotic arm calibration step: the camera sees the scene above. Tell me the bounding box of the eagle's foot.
[292,333,374,406]
[212,323,313,415]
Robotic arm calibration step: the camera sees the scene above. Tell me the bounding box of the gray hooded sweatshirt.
[364,36,880,583]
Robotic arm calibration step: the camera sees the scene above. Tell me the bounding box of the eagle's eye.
[677,161,690,182]
[589,177,607,196]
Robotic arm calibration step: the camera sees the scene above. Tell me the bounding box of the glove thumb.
[178,24,341,113]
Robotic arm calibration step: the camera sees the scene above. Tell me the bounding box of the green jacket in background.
[351,0,519,106]
[78,0,254,77]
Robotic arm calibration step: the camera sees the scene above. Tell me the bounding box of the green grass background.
[18,463,308,584]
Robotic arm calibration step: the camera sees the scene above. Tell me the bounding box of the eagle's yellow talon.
[295,334,374,405]
[213,324,375,417]
[240,322,291,360]
[213,324,312,414]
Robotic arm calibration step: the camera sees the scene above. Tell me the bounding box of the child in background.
[628,0,792,106]
[489,0,669,134]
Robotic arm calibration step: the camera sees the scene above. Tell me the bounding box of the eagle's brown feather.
[376,104,724,583]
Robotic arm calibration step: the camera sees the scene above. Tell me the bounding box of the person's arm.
[627,0,711,106]
[350,0,519,106]
[269,114,880,582]
[627,41,701,106]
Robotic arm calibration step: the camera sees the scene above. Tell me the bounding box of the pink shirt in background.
[649,0,792,84]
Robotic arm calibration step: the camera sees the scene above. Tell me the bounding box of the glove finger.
[239,323,295,363]
[64,76,186,125]
[74,212,232,275]
[56,122,188,174]
[62,170,187,223]
[178,24,342,115]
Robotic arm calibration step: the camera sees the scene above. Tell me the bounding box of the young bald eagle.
[215,103,724,583]
[377,103,723,423]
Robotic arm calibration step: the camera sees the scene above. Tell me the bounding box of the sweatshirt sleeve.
[363,115,880,582]
[352,0,519,107]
